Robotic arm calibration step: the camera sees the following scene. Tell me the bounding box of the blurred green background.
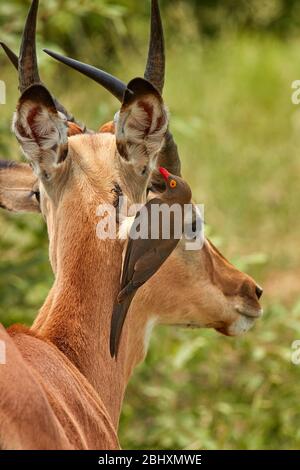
[1,0,300,450]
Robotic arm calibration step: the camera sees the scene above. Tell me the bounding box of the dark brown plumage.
[110,167,192,358]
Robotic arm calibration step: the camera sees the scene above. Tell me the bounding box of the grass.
[0,28,300,449]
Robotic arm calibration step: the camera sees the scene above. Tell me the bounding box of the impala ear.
[116,78,168,176]
[13,84,69,181]
[0,160,40,213]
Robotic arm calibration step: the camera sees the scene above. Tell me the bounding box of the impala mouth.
[236,306,263,319]
[173,320,227,330]
[215,304,263,337]
[173,322,202,329]
[217,317,255,336]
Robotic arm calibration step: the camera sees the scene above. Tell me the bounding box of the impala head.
[0,1,262,356]
[137,239,263,343]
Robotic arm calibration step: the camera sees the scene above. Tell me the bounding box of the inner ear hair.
[122,77,163,107]
[116,77,168,177]
[13,84,69,176]
[18,84,57,112]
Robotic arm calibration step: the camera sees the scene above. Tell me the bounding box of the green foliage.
[0,0,300,450]
[122,303,300,449]
[1,0,300,62]
[0,212,51,327]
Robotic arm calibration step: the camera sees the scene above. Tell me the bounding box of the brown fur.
[0,325,118,449]
[0,161,40,213]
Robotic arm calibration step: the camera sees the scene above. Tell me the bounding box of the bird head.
[159,167,192,204]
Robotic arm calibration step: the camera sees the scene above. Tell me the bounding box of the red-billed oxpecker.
[110,167,192,358]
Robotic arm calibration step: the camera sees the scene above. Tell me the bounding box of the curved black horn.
[0,43,18,69]
[0,42,80,126]
[44,49,127,103]
[144,0,165,95]
[43,1,165,100]
[19,0,41,92]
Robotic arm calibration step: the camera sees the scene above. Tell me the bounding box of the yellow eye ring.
[170,179,177,188]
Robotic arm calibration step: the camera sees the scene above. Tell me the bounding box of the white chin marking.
[227,315,255,336]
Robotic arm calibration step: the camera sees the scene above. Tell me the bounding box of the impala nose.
[255,285,263,300]
[240,279,263,302]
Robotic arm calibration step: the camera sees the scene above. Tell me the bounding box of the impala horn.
[144,0,165,94]
[0,42,19,69]
[43,50,127,102]
[18,0,41,93]
[1,0,86,130]
[144,1,182,180]
[43,0,165,99]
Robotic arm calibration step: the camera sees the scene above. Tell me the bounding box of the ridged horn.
[144,0,165,95]
[0,41,78,124]
[19,0,41,92]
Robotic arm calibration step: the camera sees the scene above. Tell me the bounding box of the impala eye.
[170,179,177,189]
[30,190,40,204]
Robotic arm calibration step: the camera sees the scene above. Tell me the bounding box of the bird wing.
[120,237,135,289]
[111,239,179,358]
[111,196,183,358]
[119,198,162,290]
[110,293,135,358]
[131,240,179,287]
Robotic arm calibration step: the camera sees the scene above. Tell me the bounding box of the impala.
[0,0,263,449]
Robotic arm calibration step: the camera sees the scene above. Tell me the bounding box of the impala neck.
[31,216,151,429]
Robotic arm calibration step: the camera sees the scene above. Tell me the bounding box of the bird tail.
[117,280,135,303]
[110,294,134,359]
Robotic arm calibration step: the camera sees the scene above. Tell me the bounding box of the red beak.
[159,167,170,182]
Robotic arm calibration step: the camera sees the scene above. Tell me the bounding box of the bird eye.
[170,179,177,189]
